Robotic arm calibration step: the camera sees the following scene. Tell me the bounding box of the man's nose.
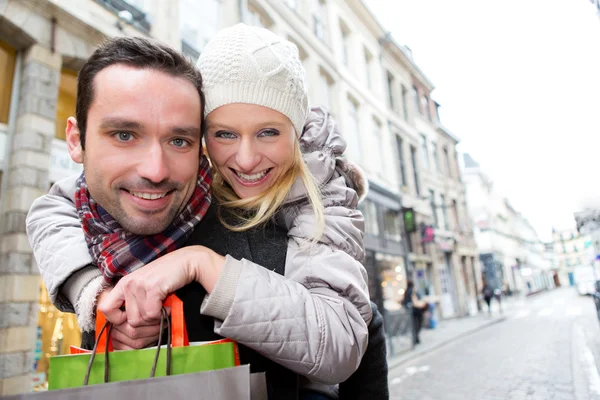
[235,140,261,172]
[137,142,170,183]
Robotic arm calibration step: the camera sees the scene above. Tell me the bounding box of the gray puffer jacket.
[25,106,371,385]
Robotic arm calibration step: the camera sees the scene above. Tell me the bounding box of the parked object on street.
[578,277,597,296]
[573,265,597,295]
[593,280,600,321]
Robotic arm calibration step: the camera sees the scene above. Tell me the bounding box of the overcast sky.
[364,0,600,241]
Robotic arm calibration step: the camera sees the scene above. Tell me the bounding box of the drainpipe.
[0,51,23,234]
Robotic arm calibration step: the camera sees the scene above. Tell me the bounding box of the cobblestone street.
[388,288,600,400]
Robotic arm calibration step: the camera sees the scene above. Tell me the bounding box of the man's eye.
[172,138,189,148]
[115,132,133,142]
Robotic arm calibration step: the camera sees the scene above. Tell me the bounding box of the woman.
[27,24,372,398]
[402,280,428,345]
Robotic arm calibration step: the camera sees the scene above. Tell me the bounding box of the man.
[28,36,209,349]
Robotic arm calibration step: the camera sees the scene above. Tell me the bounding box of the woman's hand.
[98,246,226,329]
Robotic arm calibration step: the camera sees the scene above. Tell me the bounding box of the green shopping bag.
[48,298,239,390]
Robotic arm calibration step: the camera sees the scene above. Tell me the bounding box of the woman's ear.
[66,117,83,163]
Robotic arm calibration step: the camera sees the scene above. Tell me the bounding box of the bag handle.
[84,308,172,386]
[95,293,189,353]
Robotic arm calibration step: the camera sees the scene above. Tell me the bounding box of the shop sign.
[437,238,454,252]
[421,223,435,243]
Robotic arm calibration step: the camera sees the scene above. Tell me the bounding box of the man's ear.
[66,117,83,163]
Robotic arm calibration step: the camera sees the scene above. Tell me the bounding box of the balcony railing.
[94,0,151,34]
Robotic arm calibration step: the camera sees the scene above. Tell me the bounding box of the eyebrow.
[99,117,143,131]
[100,117,201,139]
[171,126,202,139]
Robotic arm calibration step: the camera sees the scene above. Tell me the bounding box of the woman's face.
[205,103,296,199]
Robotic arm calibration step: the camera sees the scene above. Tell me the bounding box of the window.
[247,2,273,28]
[432,141,440,173]
[401,85,409,121]
[410,146,420,196]
[395,136,407,186]
[364,48,373,89]
[455,153,462,182]
[318,68,334,113]
[371,118,385,174]
[421,95,431,120]
[433,102,440,122]
[345,97,361,161]
[440,194,448,230]
[284,0,298,10]
[412,85,420,114]
[55,70,77,141]
[443,146,452,177]
[363,200,380,236]
[386,71,395,110]
[420,134,430,169]
[340,21,350,66]
[180,0,220,52]
[452,199,459,231]
[311,0,327,42]
[0,40,16,124]
[429,190,438,228]
[383,209,401,242]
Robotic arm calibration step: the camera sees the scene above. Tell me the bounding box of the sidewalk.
[386,296,521,370]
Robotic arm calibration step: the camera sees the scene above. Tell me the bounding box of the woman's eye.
[258,129,280,137]
[115,132,133,142]
[171,138,189,148]
[215,131,236,139]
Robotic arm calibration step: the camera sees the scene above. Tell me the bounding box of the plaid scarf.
[75,155,212,284]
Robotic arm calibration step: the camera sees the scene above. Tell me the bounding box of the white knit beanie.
[197,23,309,136]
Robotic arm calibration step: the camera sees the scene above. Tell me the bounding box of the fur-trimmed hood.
[286,106,369,203]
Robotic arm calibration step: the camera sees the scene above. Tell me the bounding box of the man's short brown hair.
[76,36,204,149]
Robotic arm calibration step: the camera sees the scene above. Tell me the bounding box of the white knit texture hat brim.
[205,81,307,136]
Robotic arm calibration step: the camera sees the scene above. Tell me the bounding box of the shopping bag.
[6,365,263,400]
[48,296,239,390]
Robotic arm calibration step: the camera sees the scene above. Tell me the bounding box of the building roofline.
[355,0,436,90]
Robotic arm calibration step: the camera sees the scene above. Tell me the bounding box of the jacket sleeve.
[201,174,372,384]
[25,174,103,328]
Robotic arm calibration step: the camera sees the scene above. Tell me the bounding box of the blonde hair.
[211,141,326,241]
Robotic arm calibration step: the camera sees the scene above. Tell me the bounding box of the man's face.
[66,65,202,235]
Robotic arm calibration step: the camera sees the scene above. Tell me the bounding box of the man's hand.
[98,246,224,329]
[97,287,163,350]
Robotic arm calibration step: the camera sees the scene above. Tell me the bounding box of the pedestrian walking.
[482,279,494,315]
[402,280,428,345]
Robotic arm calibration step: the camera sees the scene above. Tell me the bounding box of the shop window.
[362,200,379,236]
[0,40,16,125]
[55,70,78,141]
[383,208,401,242]
[379,257,407,311]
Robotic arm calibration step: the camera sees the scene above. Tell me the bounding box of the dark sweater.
[176,204,299,399]
[338,302,389,400]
